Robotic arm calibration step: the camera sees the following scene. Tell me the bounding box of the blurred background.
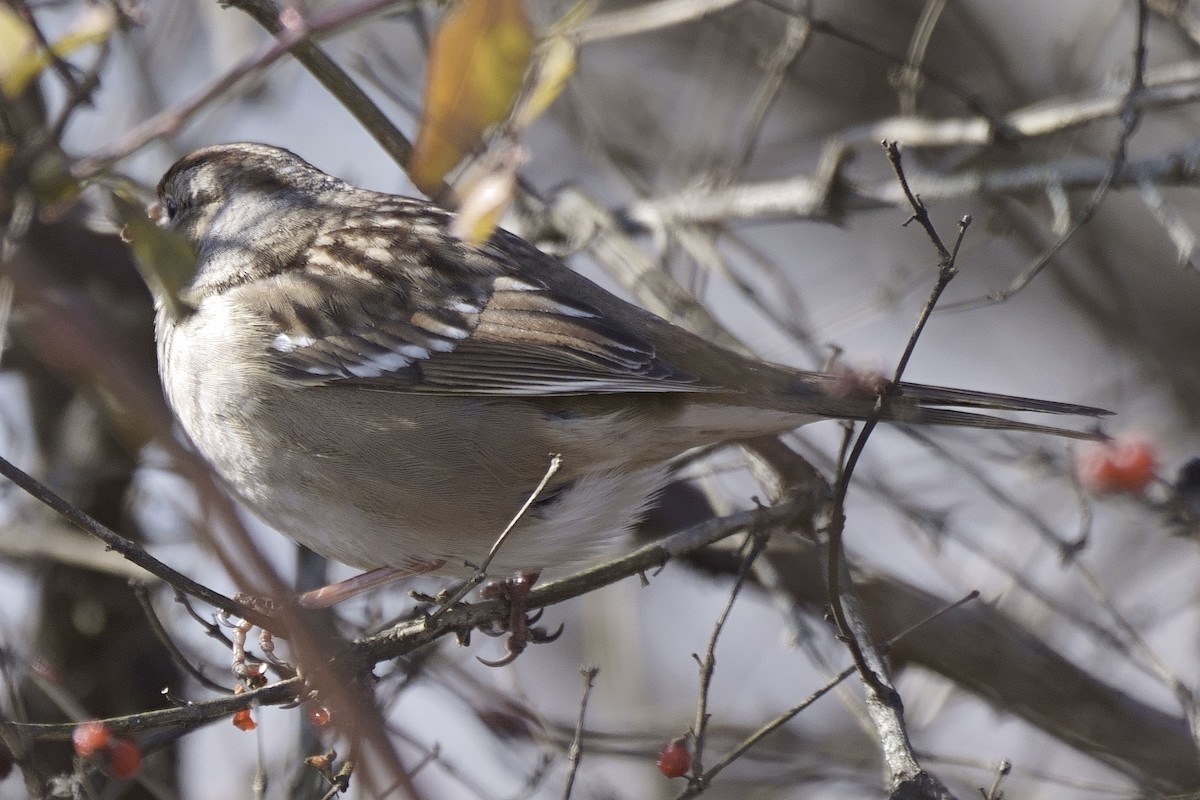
[2,0,1199,798]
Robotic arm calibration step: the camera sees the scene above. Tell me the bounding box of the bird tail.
[871,381,1108,439]
[782,372,1111,440]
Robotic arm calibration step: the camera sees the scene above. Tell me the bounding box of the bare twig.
[689,529,769,785]
[825,144,967,660]
[816,142,967,798]
[677,592,980,798]
[426,453,563,624]
[561,667,599,800]
[0,450,269,627]
[73,0,427,187]
[981,759,1012,800]
[132,583,232,695]
[950,0,1152,309]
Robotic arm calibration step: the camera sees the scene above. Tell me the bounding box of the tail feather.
[786,373,1111,440]
[893,404,1106,440]
[895,382,1111,418]
[885,381,1110,440]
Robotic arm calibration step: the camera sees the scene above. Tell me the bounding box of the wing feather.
[255,219,715,396]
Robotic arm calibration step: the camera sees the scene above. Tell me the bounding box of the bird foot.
[476,574,563,667]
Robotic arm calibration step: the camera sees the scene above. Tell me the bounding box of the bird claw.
[476,574,562,666]
[477,622,565,667]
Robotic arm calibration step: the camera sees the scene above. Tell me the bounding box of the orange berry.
[1078,438,1157,494]
[71,721,111,758]
[656,737,691,778]
[106,738,141,779]
[232,709,257,731]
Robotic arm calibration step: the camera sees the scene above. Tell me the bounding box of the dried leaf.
[451,140,526,245]
[410,0,534,195]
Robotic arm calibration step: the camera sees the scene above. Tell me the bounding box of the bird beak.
[146,200,167,227]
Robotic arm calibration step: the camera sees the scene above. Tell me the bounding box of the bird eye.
[162,196,180,220]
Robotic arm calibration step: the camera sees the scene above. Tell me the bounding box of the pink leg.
[298,561,445,609]
[477,572,562,667]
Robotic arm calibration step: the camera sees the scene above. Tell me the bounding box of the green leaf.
[112,190,196,321]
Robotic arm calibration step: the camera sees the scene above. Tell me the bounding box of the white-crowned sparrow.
[146,143,1105,586]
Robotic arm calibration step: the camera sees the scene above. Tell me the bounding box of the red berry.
[232,709,257,732]
[1077,438,1158,494]
[656,738,691,778]
[71,721,111,758]
[306,705,331,727]
[106,738,141,779]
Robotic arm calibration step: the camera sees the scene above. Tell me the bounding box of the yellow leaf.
[511,34,576,132]
[0,6,38,99]
[112,189,197,322]
[410,0,534,195]
[0,5,114,98]
[51,6,116,59]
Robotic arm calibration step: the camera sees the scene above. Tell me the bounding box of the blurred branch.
[222,0,452,200]
[11,499,812,747]
[626,140,1200,227]
[0,450,267,626]
[977,0,1151,306]
[573,0,745,44]
[894,0,948,116]
[0,519,157,582]
[627,50,1200,231]
[73,0,428,186]
[1137,177,1200,268]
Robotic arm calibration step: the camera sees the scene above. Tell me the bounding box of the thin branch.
[561,667,599,800]
[132,583,232,695]
[573,0,745,44]
[894,0,948,116]
[818,142,965,798]
[1072,560,1200,754]
[72,0,425,185]
[689,529,769,785]
[357,500,811,664]
[223,0,450,202]
[677,592,980,798]
[11,676,305,740]
[0,450,269,628]
[956,0,1152,308]
[427,453,563,623]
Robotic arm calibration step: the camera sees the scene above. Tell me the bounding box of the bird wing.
[254,216,720,396]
